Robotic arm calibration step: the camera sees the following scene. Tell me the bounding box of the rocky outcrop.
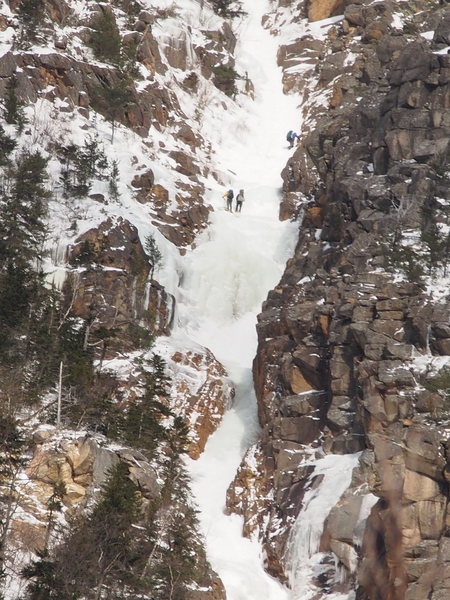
[229,2,450,599]
[64,217,172,354]
[7,427,224,600]
[168,348,235,459]
[131,169,211,250]
[307,0,351,22]
[9,431,155,556]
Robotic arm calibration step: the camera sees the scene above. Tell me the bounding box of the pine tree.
[0,152,50,366]
[89,10,122,64]
[0,415,28,573]
[59,317,94,386]
[22,463,142,599]
[0,125,16,166]
[0,151,49,267]
[210,0,245,18]
[421,196,446,274]
[0,152,68,408]
[70,463,141,597]
[21,550,63,600]
[89,463,141,556]
[57,137,108,198]
[17,0,45,46]
[58,143,79,198]
[4,77,26,131]
[43,482,66,552]
[93,78,133,142]
[124,355,172,453]
[147,463,209,600]
[145,234,163,280]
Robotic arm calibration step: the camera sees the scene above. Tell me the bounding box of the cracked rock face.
[65,217,170,354]
[228,1,450,598]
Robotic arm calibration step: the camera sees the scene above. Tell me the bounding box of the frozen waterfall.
[177,2,360,599]
[178,1,298,599]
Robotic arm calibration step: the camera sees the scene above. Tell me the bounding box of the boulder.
[389,43,439,86]
[434,10,450,46]
[403,470,441,502]
[65,217,171,354]
[131,168,155,189]
[308,0,348,22]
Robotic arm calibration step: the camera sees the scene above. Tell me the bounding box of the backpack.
[287,130,293,141]
[227,189,234,200]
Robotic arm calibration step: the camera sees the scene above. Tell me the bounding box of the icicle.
[426,323,432,354]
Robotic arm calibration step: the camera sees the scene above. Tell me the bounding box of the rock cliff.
[228,1,450,599]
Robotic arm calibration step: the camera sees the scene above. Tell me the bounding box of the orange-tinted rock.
[308,0,348,22]
[169,349,234,459]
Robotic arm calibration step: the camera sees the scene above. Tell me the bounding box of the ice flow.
[178,1,301,599]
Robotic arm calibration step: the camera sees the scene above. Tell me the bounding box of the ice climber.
[224,188,234,211]
[286,130,299,149]
[235,189,245,212]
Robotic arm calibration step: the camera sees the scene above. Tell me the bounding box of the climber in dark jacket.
[223,188,234,211]
[235,189,245,212]
[286,130,299,149]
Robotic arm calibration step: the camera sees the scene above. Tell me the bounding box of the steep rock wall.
[228,2,450,599]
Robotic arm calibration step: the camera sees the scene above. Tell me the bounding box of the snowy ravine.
[176,2,299,598]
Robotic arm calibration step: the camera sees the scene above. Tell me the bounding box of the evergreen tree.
[58,143,79,198]
[64,463,141,598]
[0,415,28,573]
[153,511,200,600]
[93,78,133,142]
[0,152,68,408]
[210,0,245,18]
[123,355,172,453]
[58,316,94,389]
[17,0,45,46]
[421,196,446,274]
[145,234,163,280]
[0,151,49,267]
[58,137,108,198]
[89,10,122,64]
[144,463,208,600]
[89,462,141,563]
[0,125,16,166]
[21,550,64,600]
[76,136,108,180]
[3,77,26,131]
[43,482,66,552]
[22,464,141,600]
[169,416,190,456]
[0,152,50,368]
